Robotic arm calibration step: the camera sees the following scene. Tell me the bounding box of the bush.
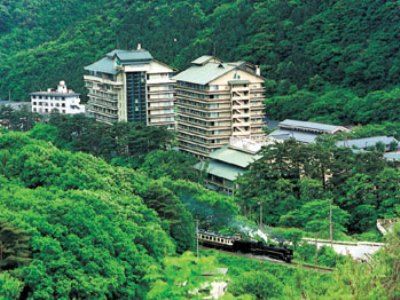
[230,271,284,299]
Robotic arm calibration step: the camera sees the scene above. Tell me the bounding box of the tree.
[138,182,196,253]
[140,150,200,182]
[319,223,400,299]
[231,271,283,299]
[280,200,349,239]
[0,272,23,300]
[145,252,217,300]
[0,220,31,271]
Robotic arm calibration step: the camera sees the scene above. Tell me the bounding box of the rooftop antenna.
[196,219,199,260]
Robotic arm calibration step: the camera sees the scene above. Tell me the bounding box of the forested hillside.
[1,0,399,124]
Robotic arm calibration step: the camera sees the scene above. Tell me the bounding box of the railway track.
[200,246,334,273]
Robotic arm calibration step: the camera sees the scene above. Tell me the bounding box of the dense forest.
[0,0,399,124]
[0,113,399,299]
[1,0,400,298]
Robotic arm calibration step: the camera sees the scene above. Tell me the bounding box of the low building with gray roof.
[336,136,399,152]
[268,119,349,144]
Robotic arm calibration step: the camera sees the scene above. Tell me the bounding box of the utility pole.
[196,219,199,260]
[329,199,333,246]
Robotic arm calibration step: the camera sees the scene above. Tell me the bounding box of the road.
[303,238,384,261]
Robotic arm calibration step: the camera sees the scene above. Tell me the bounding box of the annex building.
[84,46,175,129]
[268,119,349,143]
[31,81,85,115]
[173,56,266,157]
[195,137,272,195]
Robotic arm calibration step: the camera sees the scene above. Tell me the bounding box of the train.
[197,230,293,263]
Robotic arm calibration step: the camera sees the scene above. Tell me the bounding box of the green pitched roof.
[107,49,153,62]
[195,160,244,182]
[84,57,117,75]
[173,62,237,85]
[85,49,153,74]
[209,147,261,168]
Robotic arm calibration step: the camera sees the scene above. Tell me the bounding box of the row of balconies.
[87,107,118,119]
[178,133,229,147]
[89,100,118,111]
[84,75,123,87]
[88,94,117,102]
[178,125,231,137]
[178,119,232,130]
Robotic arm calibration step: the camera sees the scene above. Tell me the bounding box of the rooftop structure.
[336,136,399,152]
[195,137,269,194]
[84,46,175,128]
[269,119,349,143]
[174,55,266,157]
[31,81,85,115]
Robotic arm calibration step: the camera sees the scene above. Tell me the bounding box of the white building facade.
[31,81,85,115]
[84,47,175,129]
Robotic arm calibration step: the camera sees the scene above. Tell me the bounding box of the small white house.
[31,81,85,115]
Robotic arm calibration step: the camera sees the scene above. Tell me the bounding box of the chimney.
[137,43,142,50]
[255,65,261,76]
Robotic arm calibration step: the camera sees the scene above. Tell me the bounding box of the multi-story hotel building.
[84,46,175,128]
[173,56,266,157]
[31,81,85,115]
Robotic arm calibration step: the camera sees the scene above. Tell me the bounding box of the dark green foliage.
[0,0,399,125]
[237,140,400,235]
[0,130,249,297]
[140,150,201,182]
[31,113,175,167]
[0,221,31,271]
[0,130,181,298]
[135,182,196,253]
[231,271,284,299]
[265,87,400,125]
[0,181,174,299]
[0,272,23,299]
[206,250,335,299]
[163,179,239,230]
[295,244,346,268]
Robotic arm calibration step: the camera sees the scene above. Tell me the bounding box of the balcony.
[84,75,123,87]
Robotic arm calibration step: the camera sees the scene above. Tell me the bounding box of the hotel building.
[84,46,175,128]
[173,56,266,157]
[31,81,85,115]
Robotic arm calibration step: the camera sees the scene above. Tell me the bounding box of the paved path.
[303,238,385,261]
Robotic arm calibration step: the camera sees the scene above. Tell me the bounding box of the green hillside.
[0,0,399,124]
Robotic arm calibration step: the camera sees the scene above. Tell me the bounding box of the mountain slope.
[0,0,399,123]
